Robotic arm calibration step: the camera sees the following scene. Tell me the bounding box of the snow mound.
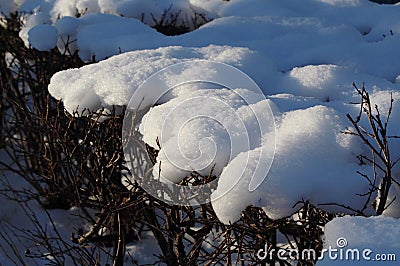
[212,105,370,223]
[42,0,400,223]
[19,11,52,48]
[317,215,400,265]
[139,88,274,184]
[4,0,400,263]
[10,0,400,83]
[48,45,258,114]
[276,64,398,103]
[28,24,58,51]
[44,1,400,222]
[75,13,163,61]
[290,64,337,89]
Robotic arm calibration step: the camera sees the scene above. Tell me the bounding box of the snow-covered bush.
[0,15,134,264]
[0,16,342,265]
[2,0,400,265]
[1,0,213,60]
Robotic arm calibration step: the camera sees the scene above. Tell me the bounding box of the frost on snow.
[39,0,400,223]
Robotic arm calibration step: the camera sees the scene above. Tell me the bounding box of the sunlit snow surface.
[1,0,400,264]
[42,0,400,221]
[317,215,400,265]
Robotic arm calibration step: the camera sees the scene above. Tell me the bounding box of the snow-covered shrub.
[4,0,213,60]
[2,0,400,264]
[0,15,337,265]
[0,15,135,264]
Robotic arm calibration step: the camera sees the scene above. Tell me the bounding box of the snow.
[74,14,165,61]
[19,11,52,48]
[2,0,400,264]
[317,215,400,265]
[48,45,259,114]
[28,24,58,51]
[0,164,90,265]
[44,0,400,220]
[0,152,158,265]
[212,105,369,222]
[139,87,274,184]
[115,0,210,29]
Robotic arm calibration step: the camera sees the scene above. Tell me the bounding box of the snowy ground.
[0,151,161,265]
[1,0,400,265]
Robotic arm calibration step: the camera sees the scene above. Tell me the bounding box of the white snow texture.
[7,0,400,225]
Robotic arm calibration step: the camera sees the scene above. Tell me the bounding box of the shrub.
[1,13,381,266]
[344,83,400,216]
